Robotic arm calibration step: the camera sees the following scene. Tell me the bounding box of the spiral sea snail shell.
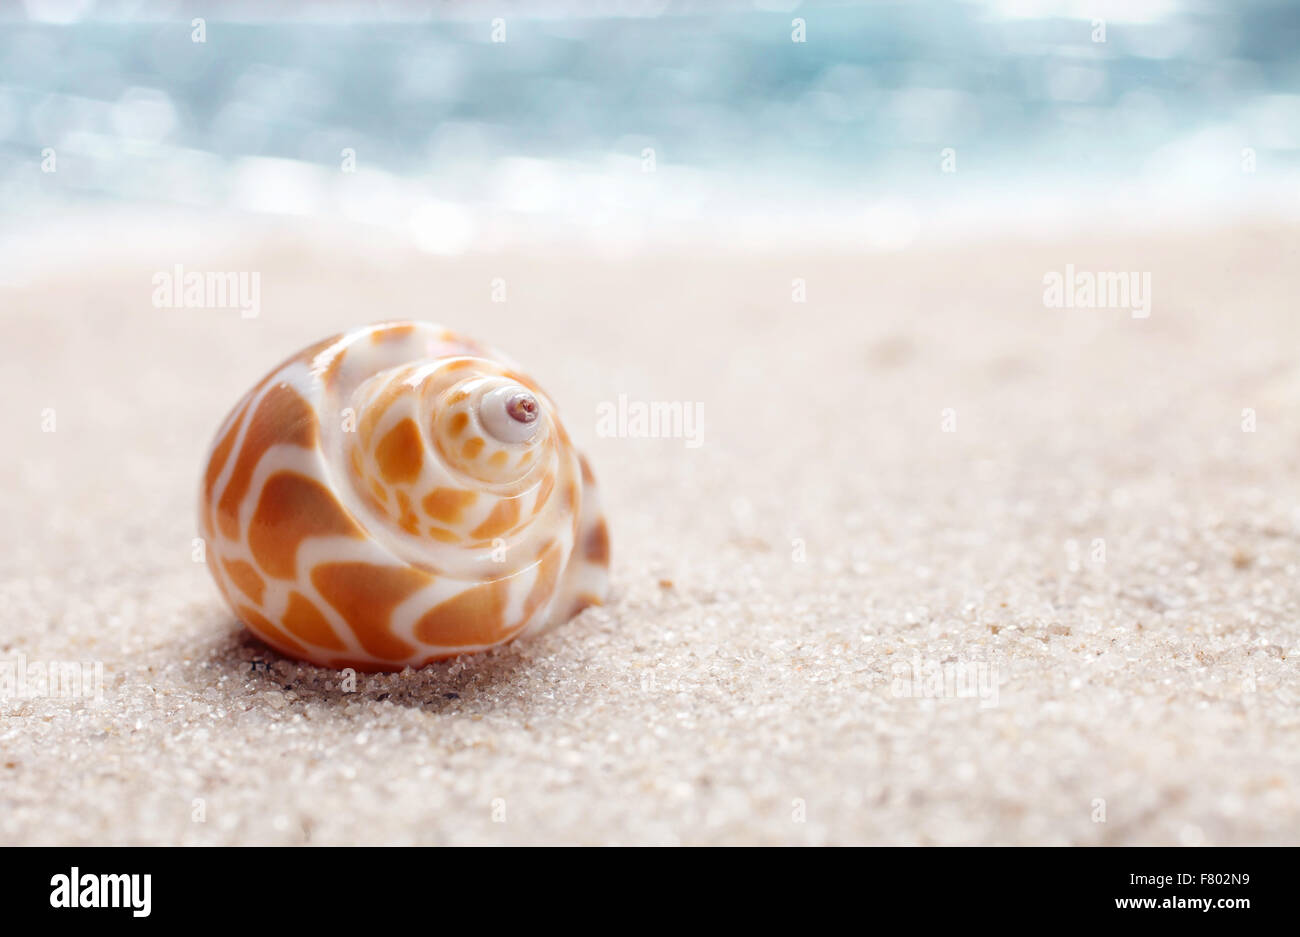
[198,322,610,671]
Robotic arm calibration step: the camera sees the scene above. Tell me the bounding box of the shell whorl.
[199,322,610,671]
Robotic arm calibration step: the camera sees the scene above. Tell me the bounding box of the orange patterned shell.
[199,322,610,671]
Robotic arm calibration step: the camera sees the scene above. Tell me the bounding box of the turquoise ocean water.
[1,1,1298,254]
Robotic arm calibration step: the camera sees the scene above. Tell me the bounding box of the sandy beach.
[1,218,1298,844]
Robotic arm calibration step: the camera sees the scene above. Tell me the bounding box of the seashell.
[198,321,610,671]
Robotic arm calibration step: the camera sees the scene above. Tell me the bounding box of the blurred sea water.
[1,0,1298,269]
